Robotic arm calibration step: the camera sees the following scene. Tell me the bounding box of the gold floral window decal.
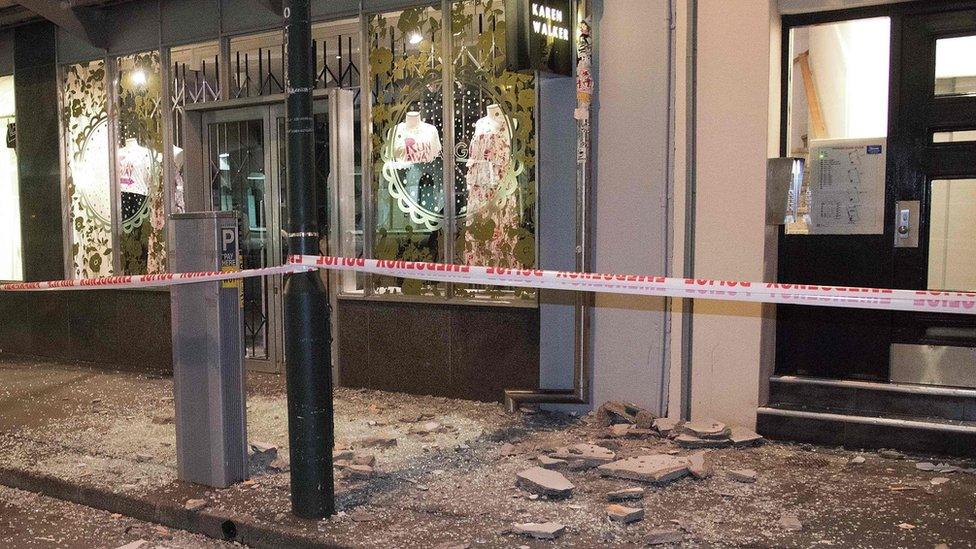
[367,0,537,300]
[62,60,114,278]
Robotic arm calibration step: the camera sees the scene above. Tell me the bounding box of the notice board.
[808,137,887,235]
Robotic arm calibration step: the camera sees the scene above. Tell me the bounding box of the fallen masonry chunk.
[879,449,905,460]
[686,452,712,479]
[646,529,684,545]
[537,455,567,469]
[729,469,758,483]
[682,419,729,439]
[728,427,764,447]
[516,467,575,498]
[652,417,681,437]
[499,443,519,456]
[916,462,937,471]
[551,443,617,467]
[675,434,730,449]
[635,410,657,429]
[607,487,645,501]
[184,498,207,511]
[607,504,644,523]
[115,540,148,549]
[346,464,374,479]
[352,454,376,467]
[608,424,633,438]
[598,455,690,484]
[269,458,289,471]
[850,456,866,465]
[779,514,802,531]
[410,421,445,434]
[596,400,640,426]
[334,450,355,461]
[249,441,277,455]
[357,436,397,448]
[512,522,566,540]
[931,477,949,486]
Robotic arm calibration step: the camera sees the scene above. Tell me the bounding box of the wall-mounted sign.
[506,0,574,77]
[808,137,887,235]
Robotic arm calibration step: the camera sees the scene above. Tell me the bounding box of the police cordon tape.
[1,255,974,315]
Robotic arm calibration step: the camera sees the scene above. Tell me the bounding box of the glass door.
[203,107,284,373]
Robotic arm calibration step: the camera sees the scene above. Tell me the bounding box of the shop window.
[117,51,166,275]
[61,51,166,279]
[363,0,537,302]
[785,17,890,234]
[62,60,114,278]
[169,42,218,215]
[935,35,976,97]
[451,0,537,300]
[0,75,22,281]
[368,5,447,297]
[312,18,361,90]
[231,31,285,99]
[927,179,976,292]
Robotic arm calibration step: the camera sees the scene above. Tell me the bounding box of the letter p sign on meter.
[220,226,240,289]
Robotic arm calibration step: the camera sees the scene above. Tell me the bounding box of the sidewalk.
[1,354,975,548]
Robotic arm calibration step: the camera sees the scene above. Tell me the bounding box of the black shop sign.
[506,0,574,76]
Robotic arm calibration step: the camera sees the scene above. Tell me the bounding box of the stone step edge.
[770,375,976,399]
[757,406,976,435]
[0,467,341,549]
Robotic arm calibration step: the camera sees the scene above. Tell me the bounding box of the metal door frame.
[201,105,284,373]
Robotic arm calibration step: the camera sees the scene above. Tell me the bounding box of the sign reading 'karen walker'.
[506,0,574,76]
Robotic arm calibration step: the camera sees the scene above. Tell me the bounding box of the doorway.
[777,2,976,387]
[198,89,356,373]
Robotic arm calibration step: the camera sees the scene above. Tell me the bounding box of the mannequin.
[463,104,520,267]
[118,137,152,222]
[392,111,442,164]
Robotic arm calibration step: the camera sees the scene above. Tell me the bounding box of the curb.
[0,467,346,549]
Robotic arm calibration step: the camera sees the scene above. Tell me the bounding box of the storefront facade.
[0,0,675,408]
[5,0,971,457]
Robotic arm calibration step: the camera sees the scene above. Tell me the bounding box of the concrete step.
[757,405,976,457]
[768,375,976,423]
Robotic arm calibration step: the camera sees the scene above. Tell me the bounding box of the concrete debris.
[248,441,278,469]
[779,513,802,531]
[897,522,915,530]
[681,419,729,439]
[568,459,592,471]
[608,424,634,438]
[646,529,684,545]
[728,426,764,447]
[879,449,905,460]
[353,454,376,467]
[607,487,645,502]
[931,477,949,486]
[607,504,644,523]
[184,498,207,511]
[598,455,690,484]
[635,410,657,429]
[346,465,375,480]
[595,401,642,426]
[516,467,575,498]
[652,417,681,437]
[512,522,566,540]
[356,436,397,449]
[551,443,617,467]
[269,457,289,471]
[728,469,758,483]
[916,462,961,473]
[334,450,356,461]
[686,452,713,479]
[537,455,567,469]
[674,434,730,449]
[499,443,519,457]
[850,456,866,465]
[410,421,446,434]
